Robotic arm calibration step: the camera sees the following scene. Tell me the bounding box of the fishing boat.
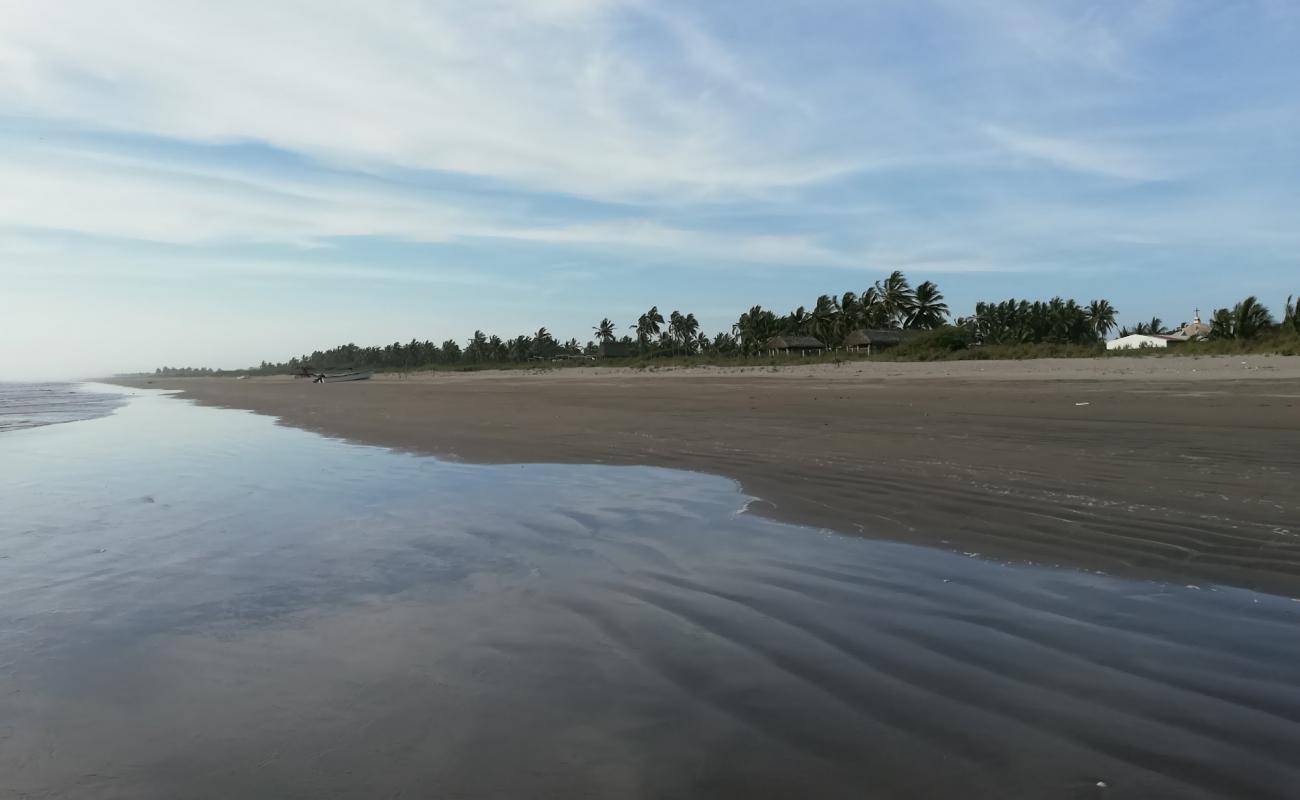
[317,370,373,383]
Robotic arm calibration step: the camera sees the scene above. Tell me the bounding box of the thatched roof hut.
[843,329,918,352]
[766,335,825,352]
[842,329,915,348]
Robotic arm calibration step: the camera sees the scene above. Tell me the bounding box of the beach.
[120,355,1300,596]
[5,383,1300,799]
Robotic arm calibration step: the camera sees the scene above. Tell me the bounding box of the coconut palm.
[973,296,1109,346]
[1209,308,1236,339]
[839,291,862,333]
[874,270,916,328]
[633,306,665,352]
[666,310,700,349]
[782,306,812,336]
[810,294,841,343]
[859,286,891,329]
[905,281,949,329]
[1231,296,1273,339]
[530,328,556,358]
[465,330,488,361]
[1134,318,1167,336]
[1084,299,1118,339]
[734,305,778,354]
[593,318,616,343]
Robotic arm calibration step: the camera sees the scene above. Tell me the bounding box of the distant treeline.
[156,275,1299,374]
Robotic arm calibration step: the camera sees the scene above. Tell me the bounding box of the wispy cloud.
[1,1,1297,377]
[981,124,1165,181]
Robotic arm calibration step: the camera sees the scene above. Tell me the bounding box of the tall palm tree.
[839,291,863,335]
[632,306,664,352]
[1232,296,1273,339]
[1134,318,1166,336]
[1209,308,1235,339]
[782,306,812,335]
[859,286,890,329]
[465,330,489,362]
[1084,299,1118,339]
[593,318,616,343]
[673,312,700,350]
[531,327,555,358]
[874,270,916,328]
[810,294,841,343]
[905,281,949,329]
[734,305,777,354]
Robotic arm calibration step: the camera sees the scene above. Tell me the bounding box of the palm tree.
[782,306,812,336]
[1134,317,1166,336]
[671,311,700,351]
[1232,296,1273,339]
[839,291,863,335]
[874,270,916,328]
[905,281,949,329]
[1286,295,1300,335]
[593,318,616,343]
[859,286,890,329]
[1209,308,1235,339]
[510,336,532,361]
[1084,299,1118,339]
[531,327,555,358]
[734,305,777,354]
[810,294,841,343]
[633,306,665,352]
[465,330,489,362]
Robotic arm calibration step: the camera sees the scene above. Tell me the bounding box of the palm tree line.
[186,277,1298,375]
[965,298,1118,346]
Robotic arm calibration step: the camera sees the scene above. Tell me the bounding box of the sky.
[2,0,1298,379]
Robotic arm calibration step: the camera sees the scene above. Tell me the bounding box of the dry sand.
[118,355,1300,595]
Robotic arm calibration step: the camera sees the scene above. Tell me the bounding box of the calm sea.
[2,385,1298,799]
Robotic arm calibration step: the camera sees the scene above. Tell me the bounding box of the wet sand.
[120,356,1300,596]
[5,388,1299,800]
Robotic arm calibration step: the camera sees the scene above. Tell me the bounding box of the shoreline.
[113,355,1300,596]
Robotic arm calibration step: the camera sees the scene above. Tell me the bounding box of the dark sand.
[118,356,1300,596]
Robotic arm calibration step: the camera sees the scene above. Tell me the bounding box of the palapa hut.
[843,329,916,354]
[766,335,826,355]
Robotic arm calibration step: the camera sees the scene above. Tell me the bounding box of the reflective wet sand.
[2,387,1298,799]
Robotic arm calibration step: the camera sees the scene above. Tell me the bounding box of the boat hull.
[320,371,373,383]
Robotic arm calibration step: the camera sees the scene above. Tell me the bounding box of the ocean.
[2,384,1298,799]
[0,381,125,432]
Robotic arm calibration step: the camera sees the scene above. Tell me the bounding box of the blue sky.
[2,0,1298,378]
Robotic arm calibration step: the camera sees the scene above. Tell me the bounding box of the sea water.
[2,385,1298,799]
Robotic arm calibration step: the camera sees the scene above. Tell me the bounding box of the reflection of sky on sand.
[2,388,1299,799]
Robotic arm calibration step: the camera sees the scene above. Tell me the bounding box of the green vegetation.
[152,278,1300,376]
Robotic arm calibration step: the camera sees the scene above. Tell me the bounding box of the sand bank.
[117,355,1300,595]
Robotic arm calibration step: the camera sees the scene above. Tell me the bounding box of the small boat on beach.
[316,371,373,383]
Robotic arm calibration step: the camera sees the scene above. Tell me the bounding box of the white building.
[1107,334,1170,351]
